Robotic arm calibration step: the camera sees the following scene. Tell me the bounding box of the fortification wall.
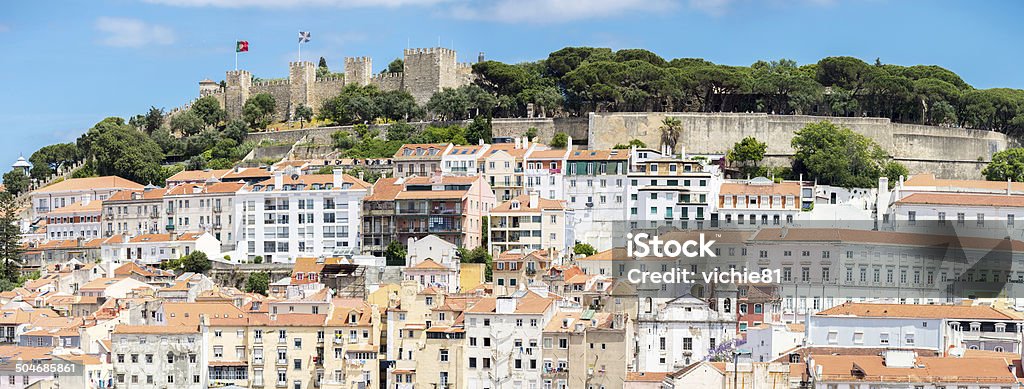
[371,73,404,93]
[249,80,291,122]
[587,112,1016,179]
[309,77,345,113]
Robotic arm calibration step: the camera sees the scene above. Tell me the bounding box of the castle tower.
[224,70,252,120]
[344,57,372,87]
[198,79,220,98]
[403,47,459,104]
[288,61,316,118]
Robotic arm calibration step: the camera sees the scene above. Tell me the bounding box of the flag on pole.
[299,31,311,43]
[236,40,249,53]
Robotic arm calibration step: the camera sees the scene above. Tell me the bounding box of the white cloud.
[448,0,677,23]
[687,0,731,16]
[142,0,448,7]
[95,17,175,48]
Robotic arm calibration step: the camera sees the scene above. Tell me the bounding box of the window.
[440,349,449,362]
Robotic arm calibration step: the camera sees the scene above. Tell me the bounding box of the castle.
[198,47,476,121]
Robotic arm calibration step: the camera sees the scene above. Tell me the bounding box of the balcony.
[149,210,160,218]
[166,207,175,215]
[397,207,428,215]
[430,206,462,215]
[165,224,175,231]
[213,223,222,230]
[213,205,223,213]
[35,206,50,214]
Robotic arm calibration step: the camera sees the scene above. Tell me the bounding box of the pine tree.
[0,192,23,289]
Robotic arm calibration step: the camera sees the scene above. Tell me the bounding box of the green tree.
[573,242,597,257]
[221,120,249,143]
[659,117,683,153]
[245,272,270,295]
[178,251,212,274]
[319,84,382,125]
[170,111,205,136]
[613,139,647,149]
[385,240,406,266]
[983,148,1024,182]
[142,106,165,134]
[29,143,79,180]
[191,96,226,128]
[242,93,277,128]
[426,87,470,121]
[91,123,164,185]
[728,136,768,175]
[550,132,569,148]
[386,122,417,142]
[386,58,404,73]
[465,116,492,145]
[2,170,29,196]
[525,127,539,141]
[377,90,422,122]
[791,121,903,188]
[458,246,493,281]
[294,104,314,128]
[0,192,23,289]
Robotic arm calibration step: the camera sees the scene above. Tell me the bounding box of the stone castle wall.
[203,47,472,123]
[586,112,1017,179]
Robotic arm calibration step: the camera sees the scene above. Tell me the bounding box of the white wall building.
[635,295,737,372]
[234,170,368,263]
[464,290,558,389]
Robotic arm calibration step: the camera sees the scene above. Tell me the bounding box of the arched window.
[723,298,732,313]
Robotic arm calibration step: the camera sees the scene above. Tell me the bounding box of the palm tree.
[659,117,683,154]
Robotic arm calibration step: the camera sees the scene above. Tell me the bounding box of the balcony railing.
[165,224,175,231]
[213,205,223,213]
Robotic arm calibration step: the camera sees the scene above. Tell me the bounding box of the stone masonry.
[199,47,475,122]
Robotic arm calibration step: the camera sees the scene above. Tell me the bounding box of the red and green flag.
[236,40,249,53]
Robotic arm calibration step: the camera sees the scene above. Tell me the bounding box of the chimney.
[529,191,539,209]
[357,171,364,182]
[170,232,178,241]
[1008,178,1012,196]
[514,137,522,149]
[273,171,283,188]
[522,136,529,149]
[566,136,573,151]
[333,169,344,188]
[478,138,484,146]
[496,296,517,314]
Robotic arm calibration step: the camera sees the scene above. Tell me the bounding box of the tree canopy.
[791,121,906,188]
[983,148,1024,182]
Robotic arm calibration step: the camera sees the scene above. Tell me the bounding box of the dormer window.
[510,201,520,210]
[349,313,358,324]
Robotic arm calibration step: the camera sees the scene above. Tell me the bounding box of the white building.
[717,178,806,227]
[30,176,144,220]
[101,232,221,265]
[163,181,245,251]
[627,148,723,229]
[463,290,559,389]
[565,149,630,251]
[45,199,103,240]
[635,295,737,372]
[234,170,369,263]
[746,323,805,363]
[111,324,206,388]
[441,143,490,176]
[524,148,570,200]
[809,302,1020,353]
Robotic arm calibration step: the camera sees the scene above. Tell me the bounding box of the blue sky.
[0,0,1021,166]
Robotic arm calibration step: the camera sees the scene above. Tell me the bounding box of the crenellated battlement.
[403,47,456,56]
[200,46,474,122]
[371,72,403,80]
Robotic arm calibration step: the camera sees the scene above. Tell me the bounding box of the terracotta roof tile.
[816,302,1014,320]
[35,176,143,193]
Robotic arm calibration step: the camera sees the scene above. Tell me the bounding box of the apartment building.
[808,350,1019,389]
[111,324,206,388]
[627,148,722,229]
[45,199,102,240]
[384,282,436,388]
[412,294,475,389]
[100,232,221,265]
[464,290,560,389]
[30,176,144,220]
[565,149,630,251]
[247,313,328,389]
[810,302,1020,353]
[480,139,538,202]
[361,175,496,256]
[164,181,245,250]
[393,143,453,178]
[442,143,490,176]
[165,167,272,186]
[492,249,552,292]
[489,192,571,255]
[542,311,631,389]
[524,148,570,200]
[103,188,166,237]
[235,170,369,263]
[718,178,806,227]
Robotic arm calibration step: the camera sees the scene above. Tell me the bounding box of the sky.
[0,0,1021,167]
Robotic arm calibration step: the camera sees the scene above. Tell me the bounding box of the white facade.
[565,149,630,252]
[111,326,206,389]
[235,170,367,263]
[464,293,557,389]
[101,232,221,265]
[635,295,737,372]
